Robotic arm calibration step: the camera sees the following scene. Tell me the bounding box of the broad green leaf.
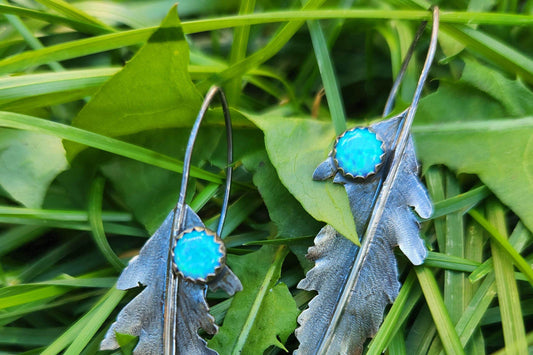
[246,114,357,243]
[101,127,222,233]
[66,6,203,159]
[115,332,137,355]
[414,117,533,233]
[441,23,533,84]
[0,130,68,208]
[242,150,321,238]
[416,80,507,124]
[208,246,299,354]
[417,59,533,124]
[242,149,321,271]
[460,59,533,116]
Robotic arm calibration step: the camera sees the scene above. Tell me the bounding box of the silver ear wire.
[383,6,440,118]
[174,86,233,236]
[164,86,234,355]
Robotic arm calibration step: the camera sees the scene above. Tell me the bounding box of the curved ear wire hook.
[383,6,439,118]
[174,86,233,236]
[164,86,233,355]
[382,20,427,117]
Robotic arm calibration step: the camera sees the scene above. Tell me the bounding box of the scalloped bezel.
[171,226,226,284]
[332,126,386,180]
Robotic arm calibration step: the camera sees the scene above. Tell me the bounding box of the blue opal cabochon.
[172,227,225,282]
[333,127,385,179]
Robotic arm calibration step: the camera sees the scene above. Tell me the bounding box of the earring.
[100,86,242,355]
[296,7,439,355]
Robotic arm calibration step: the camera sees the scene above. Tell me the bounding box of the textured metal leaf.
[101,205,242,355]
[296,114,432,354]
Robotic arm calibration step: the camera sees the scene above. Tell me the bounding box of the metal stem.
[316,7,439,354]
[382,15,428,117]
[163,86,233,355]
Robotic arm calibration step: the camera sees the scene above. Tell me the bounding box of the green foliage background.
[0,0,532,354]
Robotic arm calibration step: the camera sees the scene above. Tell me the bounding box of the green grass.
[0,0,532,354]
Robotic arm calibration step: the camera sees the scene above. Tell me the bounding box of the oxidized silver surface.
[100,205,242,355]
[101,86,240,355]
[295,7,439,355]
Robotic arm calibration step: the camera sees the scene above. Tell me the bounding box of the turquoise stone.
[334,127,384,178]
[173,229,224,280]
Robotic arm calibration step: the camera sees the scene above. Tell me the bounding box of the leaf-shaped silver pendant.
[101,86,241,355]
[295,8,439,355]
[100,205,242,354]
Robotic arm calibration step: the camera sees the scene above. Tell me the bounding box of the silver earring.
[101,86,242,355]
[296,7,439,355]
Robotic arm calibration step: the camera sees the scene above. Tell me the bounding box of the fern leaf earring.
[100,86,242,355]
[296,7,439,355]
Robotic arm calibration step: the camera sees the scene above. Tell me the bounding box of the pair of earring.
[101,7,438,355]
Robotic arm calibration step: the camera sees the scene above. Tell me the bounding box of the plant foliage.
[0,0,531,354]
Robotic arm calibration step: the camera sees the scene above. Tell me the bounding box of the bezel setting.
[332,127,386,180]
[171,226,226,283]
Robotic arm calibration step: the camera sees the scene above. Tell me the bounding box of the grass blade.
[33,0,113,32]
[444,174,465,324]
[0,68,118,108]
[367,271,421,354]
[0,206,131,222]
[426,167,446,251]
[304,13,346,134]
[0,27,154,76]
[470,221,531,282]
[0,3,109,34]
[469,209,533,286]
[486,200,528,354]
[0,111,223,183]
[424,251,480,273]
[431,185,491,219]
[415,266,465,355]
[41,287,124,355]
[227,0,256,104]
[196,0,328,91]
[428,273,497,354]
[1,10,531,78]
[88,177,124,272]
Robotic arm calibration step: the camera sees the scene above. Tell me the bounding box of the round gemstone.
[173,229,224,281]
[334,127,384,178]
